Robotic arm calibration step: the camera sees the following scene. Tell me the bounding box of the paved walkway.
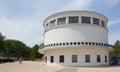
[0,61,120,72]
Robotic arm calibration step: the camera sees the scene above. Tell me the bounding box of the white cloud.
[108,19,120,26]
[0,15,44,47]
[62,0,93,10]
[105,0,120,6]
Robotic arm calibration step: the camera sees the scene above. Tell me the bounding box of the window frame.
[50,19,56,27]
[85,55,90,63]
[82,16,91,24]
[93,18,100,25]
[69,16,79,24]
[72,55,78,63]
[59,55,64,63]
[57,17,66,25]
[97,55,101,62]
[50,56,54,63]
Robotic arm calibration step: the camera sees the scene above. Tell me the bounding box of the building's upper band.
[43,11,108,31]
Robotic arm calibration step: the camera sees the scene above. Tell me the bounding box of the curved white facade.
[39,11,113,66]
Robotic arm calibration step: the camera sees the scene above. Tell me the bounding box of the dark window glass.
[105,56,107,62]
[57,17,66,25]
[72,55,77,63]
[85,55,90,62]
[46,23,49,27]
[63,43,65,45]
[50,56,54,63]
[101,43,103,46]
[60,55,64,63]
[74,42,76,45]
[99,43,101,46]
[82,16,91,24]
[89,42,91,45]
[70,42,73,45]
[53,44,55,46]
[96,43,98,45]
[82,42,84,45]
[78,42,80,45]
[93,18,99,25]
[69,16,79,23]
[56,43,58,46]
[97,55,101,62]
[66,43,69,45]
[101,20,105,27]
[50,19,56,27]
[85,42,88,45]
[59,43,62,46]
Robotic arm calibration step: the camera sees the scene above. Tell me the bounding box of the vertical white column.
[79,16,81,23]
[91,17,93,24]
[55,18,57,26]
[99,19,101,26]
[66,16,69,24]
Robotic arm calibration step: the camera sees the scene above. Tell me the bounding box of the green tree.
[109,40,120,59]
[30,44,43,60]
[0,33,5,54]
[5,39,31,59]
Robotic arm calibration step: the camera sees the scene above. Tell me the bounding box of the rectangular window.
[105,55,107,62]
[50,56,54,63]
[72,55,78,63]
[50,19,56,27]
[85,55,90,62]
[69,16,79,23]
[82,16,91,24]
[101,20,105,27]
[97,55,101,62]
[93,18,99,25]
[57,17,66,25]
[60,55,64,63]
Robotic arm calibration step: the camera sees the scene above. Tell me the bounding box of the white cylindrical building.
[39,11,113,66]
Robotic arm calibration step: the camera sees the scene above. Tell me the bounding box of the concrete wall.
[45,24,108,45]
[44,48,109,66]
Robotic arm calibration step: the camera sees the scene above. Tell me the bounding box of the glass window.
[46,23,49,27]
[78,42,80,45]
[82,16,91,24]
[60,55,64,63]
[69,16,79,23]
[63,43,65,45]
[105,56,107,62]
[74,42,76,45]
[85,55,90,62]
[85,42,88,45]
[89,42,91,45]
[82,42,84,45]
[50,56,54,63]
[57,17,66,25]
[66,42,69,45]
[97,55,101,62]
[50,19,56,27]
[72,55,78,63]
[70,42,73,45]
[93,18,99,25]
[101,20,105,27]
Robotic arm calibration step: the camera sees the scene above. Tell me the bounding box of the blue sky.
[0,0,120,47]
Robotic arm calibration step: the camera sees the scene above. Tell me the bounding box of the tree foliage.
[0,33,43,60]
[109,40,120,59]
